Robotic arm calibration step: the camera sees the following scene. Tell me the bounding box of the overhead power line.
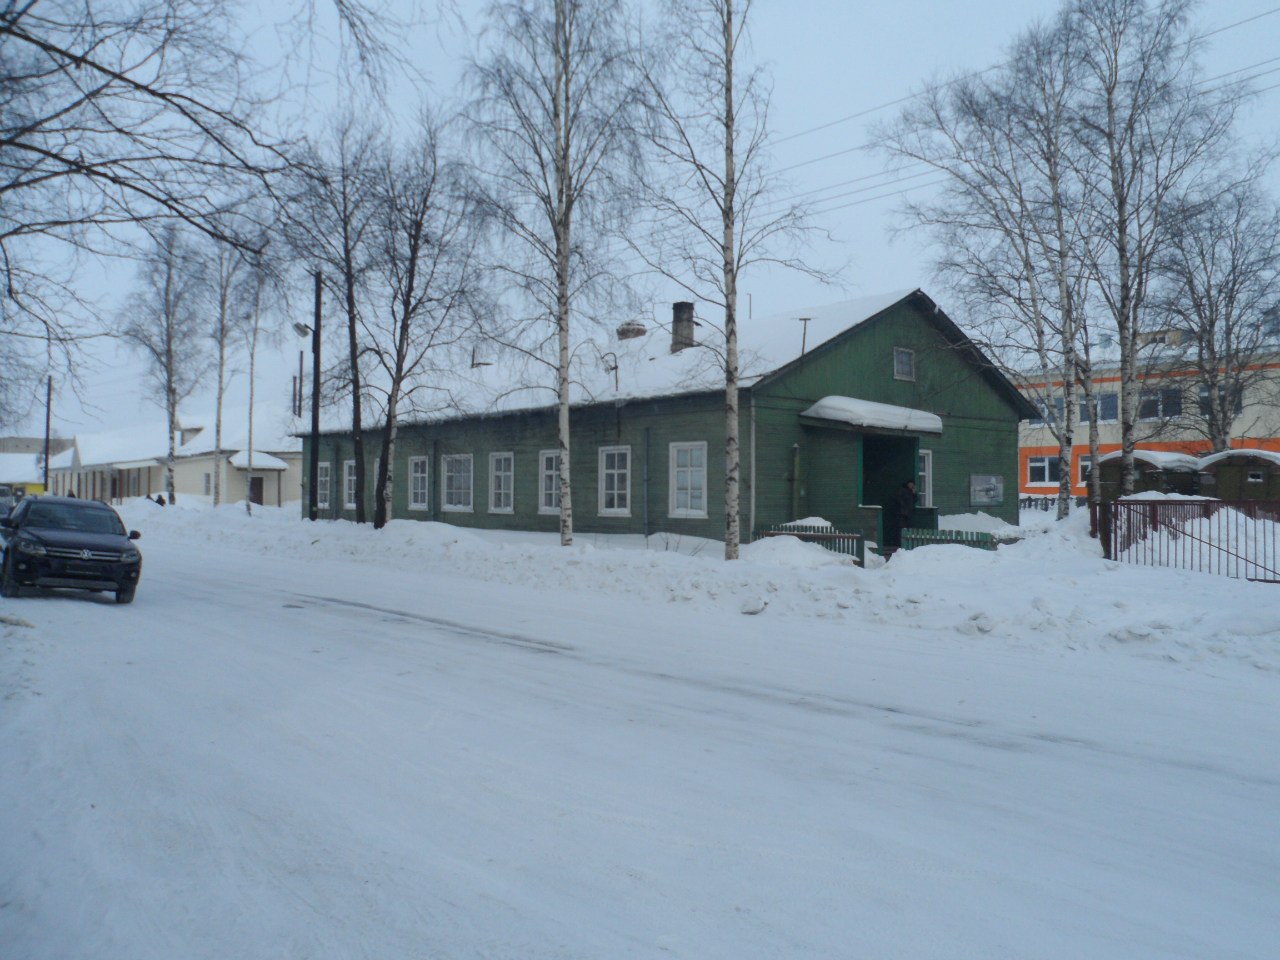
[771,6,1280,147]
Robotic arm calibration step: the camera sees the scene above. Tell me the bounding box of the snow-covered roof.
[318,290,920,432]
[1198,449,1280,469]
[178,404,302,457]
[51,405,300,471]
[48,448,75,470]
[1096,450,1200,472]
[801,396,944,435]
[66,420,173,468]
[228,450,289,471]
[0,452,43,482]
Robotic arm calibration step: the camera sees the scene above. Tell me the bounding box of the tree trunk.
[554,0,574,547]
[344,266,367,523]
[374,396,399,530]
[721,0,740,561]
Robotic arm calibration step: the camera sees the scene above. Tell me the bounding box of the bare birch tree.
[366,117,483,529]
[203,242,250,506]
[1072,0,1241,493]
[469,0,640,546]
[879,13,1094,518]
[0,0,398,428]
[1153,176,1280,451]
[283,116,385,523]
[634,0,819,557]
[118,225,208,503]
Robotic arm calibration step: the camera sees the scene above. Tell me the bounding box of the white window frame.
[408,456,429,511]
[1078,456,1094,486]
[597,445,631,517]
[203,472,212,496]
[893,346,916,381]
[344,460,357,509]
[669,441,708,519]
[489,452,514,514]
[1027,455,1060,486]
[917,449,934,508]
[441,454,473,512]
[317,462,331,509]
[539,449,560,515]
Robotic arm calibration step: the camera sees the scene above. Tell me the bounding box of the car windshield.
[25,502,126,536]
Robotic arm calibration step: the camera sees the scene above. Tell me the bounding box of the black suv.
[0,496,143,604]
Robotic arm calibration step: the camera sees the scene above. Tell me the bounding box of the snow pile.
[1116,500,1280,581]
[113,499,1280,671]
[937,510,1019,534]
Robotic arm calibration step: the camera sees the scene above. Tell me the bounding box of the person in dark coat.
[889,479,916,551]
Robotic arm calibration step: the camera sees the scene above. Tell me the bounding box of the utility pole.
[308,271,322,521]
[43,376,52,489]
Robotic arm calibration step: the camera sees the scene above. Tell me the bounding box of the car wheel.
[0,554,20,599]
[115,585,136,605]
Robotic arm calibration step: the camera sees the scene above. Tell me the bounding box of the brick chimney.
[671,301,696,353]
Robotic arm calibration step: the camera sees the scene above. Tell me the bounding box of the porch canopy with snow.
[307,289,1036,541]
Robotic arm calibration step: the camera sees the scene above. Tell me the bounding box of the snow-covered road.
[2,510,1278,958]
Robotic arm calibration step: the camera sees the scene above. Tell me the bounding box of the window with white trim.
[1027,456,1060,486]
[1078,456,1094,486]
[539,450,560,514]
[442,454,473,511]
[408,457,429,510]
[203,472,212,496]
[344,460,357,508]
[317,462,331,509]
[490,452,514,513]
[598,446,630,516]
[917,449,934,508]
[1138,387,1183,421]
[669,442,707,518]
[893,347,916,381]
[1248,469,1265,484]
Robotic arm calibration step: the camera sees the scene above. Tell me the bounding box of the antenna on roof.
[798,317,812,354]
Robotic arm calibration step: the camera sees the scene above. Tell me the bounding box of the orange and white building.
[1017,355,1280,497]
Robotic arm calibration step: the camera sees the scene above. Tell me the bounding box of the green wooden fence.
[900,528,997,551]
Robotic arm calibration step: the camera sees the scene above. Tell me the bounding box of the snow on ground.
[2,501,1279,958]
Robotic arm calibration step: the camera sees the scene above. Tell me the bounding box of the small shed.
[1196,449,1280,501]
[1095,450,1200,501]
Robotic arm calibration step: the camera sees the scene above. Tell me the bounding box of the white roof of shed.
[1097,450,1200,472]
[801,396,944,435]
[1198,449,1280,469]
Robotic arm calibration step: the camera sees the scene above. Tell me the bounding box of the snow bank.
[937,511,1018,534]
[111,499,1280,672]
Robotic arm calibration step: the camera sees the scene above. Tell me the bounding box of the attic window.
[1248,470,1265,484]
[893,347,916,381]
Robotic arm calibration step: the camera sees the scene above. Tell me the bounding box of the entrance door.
[249,476,265,505]
[863,435,920,547]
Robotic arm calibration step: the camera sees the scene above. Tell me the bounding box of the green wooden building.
[305,289,1035,546]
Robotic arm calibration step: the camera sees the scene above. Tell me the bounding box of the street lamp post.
[294,271,322,521]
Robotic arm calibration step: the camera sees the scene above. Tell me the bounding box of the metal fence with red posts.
[1092,499,1280,582]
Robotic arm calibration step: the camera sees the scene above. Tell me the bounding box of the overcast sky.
[25,0,1280,439]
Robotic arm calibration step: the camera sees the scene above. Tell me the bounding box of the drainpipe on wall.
[749,394,757,536]
[643,426,651,539]
[791,443,802,520]
[431,438,440,522]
